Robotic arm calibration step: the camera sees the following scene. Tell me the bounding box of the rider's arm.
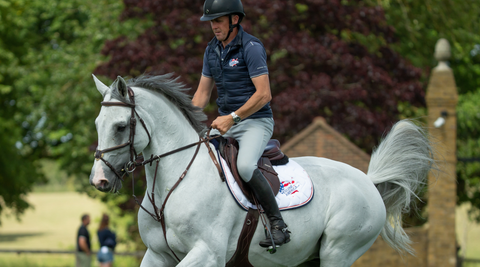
[233,74,272,120]
[234,40,271,119]
[192,75,214,109]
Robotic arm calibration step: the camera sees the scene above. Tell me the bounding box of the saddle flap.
[222,138,280,202]
[223,138,254,201]
[257,157,280,196]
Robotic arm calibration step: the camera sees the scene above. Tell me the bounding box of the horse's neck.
[138,89,207,195]
[138,88,200,149]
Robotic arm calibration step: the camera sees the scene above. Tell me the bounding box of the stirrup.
[261,224,291,254]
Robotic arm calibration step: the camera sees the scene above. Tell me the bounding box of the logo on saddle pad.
[279,180,299,195]
[229,58,239,67]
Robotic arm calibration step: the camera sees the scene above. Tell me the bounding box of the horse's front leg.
[177,240,225,267]
[140,248,177,267]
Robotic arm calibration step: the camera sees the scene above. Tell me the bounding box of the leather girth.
[225,208,260,267]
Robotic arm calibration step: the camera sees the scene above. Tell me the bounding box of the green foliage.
[0,0,46,222]
[372,0,480,81]
[0,0,152,230]
[33,160,76,192]
[457,92,480,221]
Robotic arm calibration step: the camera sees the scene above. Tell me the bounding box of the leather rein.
[94,87,223,262]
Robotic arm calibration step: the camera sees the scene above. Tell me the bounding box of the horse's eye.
[117,125,127,132]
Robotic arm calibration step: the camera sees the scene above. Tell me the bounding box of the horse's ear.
[92,74,109,97]
[113,76,128,99]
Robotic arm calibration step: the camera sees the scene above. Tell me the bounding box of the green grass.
[0,160,146,266]
[0,191,145,266]
[0,254,74,267]
[0,253,140,267]
[0,192,108,251]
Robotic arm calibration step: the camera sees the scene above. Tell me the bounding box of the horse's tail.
[367,119,437,255]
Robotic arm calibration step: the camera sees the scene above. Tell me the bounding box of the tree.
[0,0,149,235]
[457,92,480,221]
[0,0,48,222]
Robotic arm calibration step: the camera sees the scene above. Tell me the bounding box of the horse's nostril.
[100,180,108,188]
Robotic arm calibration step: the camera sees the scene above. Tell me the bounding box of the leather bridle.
[94,87,223,262]
[94,87,151,181]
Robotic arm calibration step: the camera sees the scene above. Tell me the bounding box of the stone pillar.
[426,38,458,267]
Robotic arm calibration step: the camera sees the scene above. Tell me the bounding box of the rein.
[95,87,223,262]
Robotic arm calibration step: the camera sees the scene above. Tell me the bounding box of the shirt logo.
[229,58,239,67]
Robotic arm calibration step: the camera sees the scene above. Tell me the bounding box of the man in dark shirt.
[76,214,91,267]
[193,0,290,250]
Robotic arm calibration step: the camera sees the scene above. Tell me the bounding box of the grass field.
[0,253,140,267]
[0,191,142,266]
[0,192,108,251]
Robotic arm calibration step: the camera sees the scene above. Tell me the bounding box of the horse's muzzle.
[90,161,116,192]
[91,177,111,192]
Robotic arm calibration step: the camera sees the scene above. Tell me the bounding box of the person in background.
[97,213,117,267]
[76,214,91,267]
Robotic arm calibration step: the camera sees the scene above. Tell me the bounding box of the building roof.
[281,117,371,173]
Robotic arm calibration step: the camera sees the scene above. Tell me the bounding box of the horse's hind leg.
[318,213,383,267]
[318,199,385,266]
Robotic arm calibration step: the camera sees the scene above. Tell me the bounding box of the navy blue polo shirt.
[202,35,269,79]
[201,26,273,118]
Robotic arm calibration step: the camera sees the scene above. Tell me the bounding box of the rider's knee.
[237,163,256,182]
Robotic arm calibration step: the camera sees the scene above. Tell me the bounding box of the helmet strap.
[223,14,239,42]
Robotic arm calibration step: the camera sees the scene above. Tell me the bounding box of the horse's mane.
[126,74,208,134]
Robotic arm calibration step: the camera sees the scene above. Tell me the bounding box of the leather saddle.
[215,137,289,203]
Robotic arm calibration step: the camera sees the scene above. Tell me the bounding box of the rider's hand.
[211,115,235,135]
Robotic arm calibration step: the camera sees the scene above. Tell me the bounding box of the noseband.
[94,87,151,181]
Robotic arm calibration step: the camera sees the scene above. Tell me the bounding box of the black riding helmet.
[200,0,246,41]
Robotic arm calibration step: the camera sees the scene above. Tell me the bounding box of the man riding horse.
[192,0,291,249]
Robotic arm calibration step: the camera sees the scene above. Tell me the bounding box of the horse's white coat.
[91,160,107,187]
[89,75,435,267]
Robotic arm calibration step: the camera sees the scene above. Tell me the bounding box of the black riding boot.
[247,169,291,249]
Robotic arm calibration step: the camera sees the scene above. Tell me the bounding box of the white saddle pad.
[218,152,314,211]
